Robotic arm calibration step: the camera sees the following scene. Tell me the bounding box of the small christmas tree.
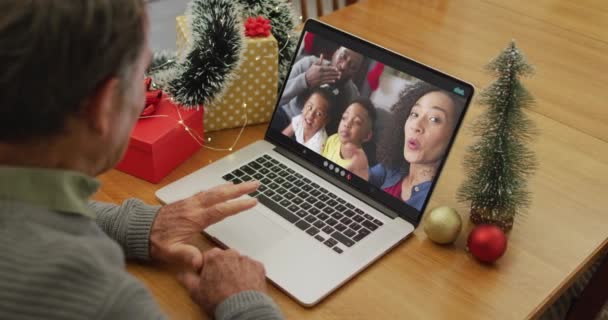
[457,41,537,231]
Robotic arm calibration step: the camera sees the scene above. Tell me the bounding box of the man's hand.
[178,248,267,315]
[149,181,259,269]
[281,123,295,137]
[305,54,341,87]
[344,143,370,181]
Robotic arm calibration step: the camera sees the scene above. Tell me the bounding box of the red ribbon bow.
[245,16,272,37]
[143,77,162,116]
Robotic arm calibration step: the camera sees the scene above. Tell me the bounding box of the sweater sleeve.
[344,80,360,104]
[215,291,284,320]
[90,199,160,261]
[96,272,168,320]
[278,57,313,107]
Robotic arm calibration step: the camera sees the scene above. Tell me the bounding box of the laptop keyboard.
[222,154,384,254]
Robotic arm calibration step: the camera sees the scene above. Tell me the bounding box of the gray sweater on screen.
[0,167,282,320]
[279,55,359,119]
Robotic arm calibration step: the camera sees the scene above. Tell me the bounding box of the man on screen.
[272,44,364,132]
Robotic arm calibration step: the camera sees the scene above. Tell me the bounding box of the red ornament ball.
[467,224,507,263]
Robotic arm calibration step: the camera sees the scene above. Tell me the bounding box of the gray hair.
[0,0,146,142]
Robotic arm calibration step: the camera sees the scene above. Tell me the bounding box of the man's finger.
[320,75,340,83]
[315,53,324,65]
[196,181,259,208]
[169,243,203,271]
[191,182,234,201]
[319,66,340,74]
[204,247,224,255]
[224,248,241,257]
[177,270,200,299]
[204,198,258,226]
[320,71,340,78]
[320,74,340,82]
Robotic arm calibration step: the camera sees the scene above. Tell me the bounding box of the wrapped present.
[115,95,204,183]
[176,15,278,132]
[176,15,191,61]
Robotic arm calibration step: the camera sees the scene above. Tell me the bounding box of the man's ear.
[82,77,120,136]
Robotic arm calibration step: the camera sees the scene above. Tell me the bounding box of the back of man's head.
[0,0,146,143]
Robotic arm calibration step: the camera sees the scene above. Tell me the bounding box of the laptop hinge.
[273,145,402,221]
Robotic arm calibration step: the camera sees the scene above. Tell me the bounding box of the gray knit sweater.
[279,55,359,119]
[0,167,283,320]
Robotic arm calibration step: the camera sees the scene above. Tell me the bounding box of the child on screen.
[322,98,376,177]
[282,87,337,154]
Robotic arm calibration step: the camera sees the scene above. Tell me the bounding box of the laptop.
[156,19,474,306]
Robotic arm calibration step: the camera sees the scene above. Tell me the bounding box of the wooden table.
[94,0,608,318]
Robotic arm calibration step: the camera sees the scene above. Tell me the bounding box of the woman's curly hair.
[376,81,464,170]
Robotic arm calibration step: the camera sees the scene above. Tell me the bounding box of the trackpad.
[205,209,290,257]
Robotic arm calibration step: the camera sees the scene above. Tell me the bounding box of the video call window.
[270,32,467,213]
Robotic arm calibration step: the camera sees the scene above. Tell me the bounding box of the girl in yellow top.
[322,98,376,177]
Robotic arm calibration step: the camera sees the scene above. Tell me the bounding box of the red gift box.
[116,95,204,183]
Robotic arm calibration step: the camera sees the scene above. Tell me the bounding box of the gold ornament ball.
[424,206,463,244]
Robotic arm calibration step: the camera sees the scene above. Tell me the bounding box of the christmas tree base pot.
[469,207,514,232]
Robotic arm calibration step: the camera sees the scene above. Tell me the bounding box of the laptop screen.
[266,20,473,225]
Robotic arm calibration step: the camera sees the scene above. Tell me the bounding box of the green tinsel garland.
[147,0,297,108]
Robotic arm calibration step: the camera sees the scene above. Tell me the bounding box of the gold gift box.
[176,15,279,132]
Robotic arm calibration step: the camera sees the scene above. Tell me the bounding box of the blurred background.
[146,0,353,51]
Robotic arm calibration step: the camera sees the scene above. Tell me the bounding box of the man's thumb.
[316,53,324,65]
[171,244,203,270]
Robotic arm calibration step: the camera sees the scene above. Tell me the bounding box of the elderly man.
[272,46,365,132]
[0,1,282,319]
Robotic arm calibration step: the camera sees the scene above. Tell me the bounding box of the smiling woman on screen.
[368,82,464,211]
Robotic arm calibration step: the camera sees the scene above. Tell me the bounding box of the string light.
[141,4,293,154]
[139,101,249,152]
[254,34,291,61]
[202,102,249,152]
[148,59,175,72]
[142,28,287,149]
[202,112,248,152]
